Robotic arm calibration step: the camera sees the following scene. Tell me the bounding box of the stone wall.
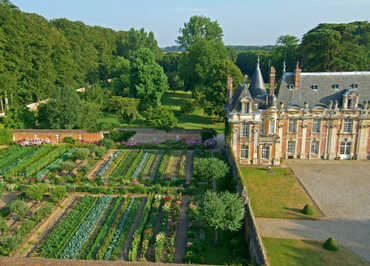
[226,146,269,266]
[13,129,104,143]
[116,128,202,144]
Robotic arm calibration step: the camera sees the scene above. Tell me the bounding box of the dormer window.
[287,84,294,90]
[311,85,318,91]
[351,84,358,89]
[332,84,339,90]
[244,102,250,114]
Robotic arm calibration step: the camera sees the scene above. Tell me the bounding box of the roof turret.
[249,57,267,98]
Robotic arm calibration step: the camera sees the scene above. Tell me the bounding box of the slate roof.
[249,60,267,99]
[276,72,370,108]
[230,83,251,113]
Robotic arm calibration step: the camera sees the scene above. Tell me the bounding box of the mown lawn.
[263,238,369,266]
[240,168,321,219]
[98,91,224,133]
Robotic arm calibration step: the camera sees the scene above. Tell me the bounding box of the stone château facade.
[226,59,370,166]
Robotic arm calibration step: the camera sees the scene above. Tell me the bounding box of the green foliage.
[72,148,90,161]
[110,130,136,142]
[177,15,224,49]
[50,186,67,203]
[144,106,178,130]
[199,191,244,243]
[111,57,131,96]
[0,216,8,233]
[108,96,139,123]
[63,137,75,144]
[194,157,229,183]
[100,138,114,149]
[25,184,48,201]
[201,128,217,142]
[131,48,168,107]
[301,22,369,72]
[79,101,102,132]
[9,199,29,219]
[180,99,195,114]
[2,105,35,129]
[38,87,81,129]
[323,237,339,251]
[59,160,75,173]
[0,128,12,145]
[302,204,314,215]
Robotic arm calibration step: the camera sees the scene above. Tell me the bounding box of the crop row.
[59,196,112,259]
[132,152,149,180]
[0,145,30,170]
[24,145,69,177]
[0,146,38,175]
[40,195,98,258]
[125,150,145,180]
[102,150,127,177]
[109,150,139,183]
[37,147,77,178]
[96,150,122,177]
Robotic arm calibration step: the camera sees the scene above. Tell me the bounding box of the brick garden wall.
[13,129,104,143]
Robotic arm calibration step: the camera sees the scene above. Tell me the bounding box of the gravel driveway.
[258,160,370,262]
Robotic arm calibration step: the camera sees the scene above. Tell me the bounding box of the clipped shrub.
[323,237,339,251]
[63,136,75,144]
[50,186,67,203]
[100,138,114,149]
[25,184,47,201]
[302,204,313,215]
[72,148,90,161]
[201,128,217,142]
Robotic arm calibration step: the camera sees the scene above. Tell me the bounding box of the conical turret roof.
[249,58,267,98]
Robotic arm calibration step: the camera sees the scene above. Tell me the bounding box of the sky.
[12,0,370,47]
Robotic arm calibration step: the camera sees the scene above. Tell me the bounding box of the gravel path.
[185,151,193,184]
[173,196,190,263]
[257,160,370,263]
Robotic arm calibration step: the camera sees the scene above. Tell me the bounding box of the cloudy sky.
[12,0,370,47]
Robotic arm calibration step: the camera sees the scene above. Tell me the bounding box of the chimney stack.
[227,75,233,105]
[294,62,301,89]
[269,66,276,96]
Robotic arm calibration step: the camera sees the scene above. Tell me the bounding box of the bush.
[26,184,47,201]
[180,99,195,114]
[94,146,107,158]
[201,128,217,142]
[72,148,90,161]
[100,138,114,149]
[301,204,313,215]
[78,165,89,175]
[63,136,75,144]
[110,130,136,142]
[60,160,75,173]
[50,186,67,203]
[9,199,29,219]
[323,237,339,251]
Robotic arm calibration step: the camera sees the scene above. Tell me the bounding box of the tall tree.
[130,48,168,107]
[177,15,223,49]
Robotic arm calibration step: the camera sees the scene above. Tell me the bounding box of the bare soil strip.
[173,196,190,263]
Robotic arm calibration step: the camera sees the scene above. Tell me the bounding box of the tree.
[180,99,195,114]
[271,35,300,78]
[79,101,101,131]
[130,48,168,107]
[2,105,35,129]
[177,16,223,49]
[25,184,47,201]
[111,57,131,96]
[144,106,178,130]
[158,53,184,93]
[121,28,161,59]
[194,157,229,190]
[108,96,139,123]
[50,186,67,203]
[38,87,81,129]
[199,191,244,244]
[59,160,75,173]
[9,199,29,219]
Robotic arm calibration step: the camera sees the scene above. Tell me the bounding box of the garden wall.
[13,129,104,143]
[116,128,202,144]
[226,147,269,266]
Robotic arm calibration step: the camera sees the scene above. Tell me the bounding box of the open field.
[98,91,224,133]
[240,168,321,219]
[263,237,369,266]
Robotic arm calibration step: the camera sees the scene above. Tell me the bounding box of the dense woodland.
[0,0,368,132]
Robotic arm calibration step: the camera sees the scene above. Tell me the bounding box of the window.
[340,142,351,155]
[287,141,296,154]
[332,84,339,90]
[269,119,275,134]
[311,84,318,90]
[312,119,321,133]
[261,145,270,159]
[351,84,358,89]
[241,145,249,159]
[347,99,352,109]
[289,119,297,133]
[261,120,266,134]
[244,102,250,113]
[311,141,319,154]
[343,119,353,133]
[288,84,294,90]
[242,123,250,138]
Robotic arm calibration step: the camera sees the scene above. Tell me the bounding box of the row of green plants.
[154,197,172,262]
[0,201,55,255]
[0,145,30,170]
[125,150,145,180]
[39,195,98,258]
[138,152,157,181]
[0,146,38,175]
[109,150,139,184]
[101,150,126,178]
[59,196,112,259]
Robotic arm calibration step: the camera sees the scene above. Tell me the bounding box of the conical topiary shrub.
[301,204,313,215]
[323,237,339,251]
